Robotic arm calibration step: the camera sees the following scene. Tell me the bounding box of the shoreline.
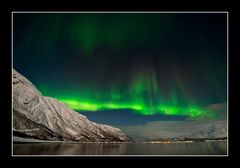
[13,136,227,144]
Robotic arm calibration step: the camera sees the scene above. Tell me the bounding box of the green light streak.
[36,63,219,118]
[60,99,99,111]
[59,98,211,118]
[37,63,214,118]
[38,67,214,118]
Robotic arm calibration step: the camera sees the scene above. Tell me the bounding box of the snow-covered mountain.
[13,69,132,142]
[187,124,227,139]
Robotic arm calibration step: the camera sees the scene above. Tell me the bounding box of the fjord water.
[13,141,227,155]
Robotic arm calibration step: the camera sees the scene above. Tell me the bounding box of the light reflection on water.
[13,141,227,155]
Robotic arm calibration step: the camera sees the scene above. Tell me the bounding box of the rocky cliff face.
[13,69,132,142]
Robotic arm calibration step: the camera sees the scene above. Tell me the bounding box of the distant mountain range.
[187,124,227,139]
[13,69,132,142]
[144,124,227,142]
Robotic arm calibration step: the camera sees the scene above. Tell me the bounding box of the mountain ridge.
[187,124,227,139]
[13,69,132,142]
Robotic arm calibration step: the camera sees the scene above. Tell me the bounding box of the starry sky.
[13,13,227,138]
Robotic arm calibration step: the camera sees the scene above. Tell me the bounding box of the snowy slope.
[13,69,132,142]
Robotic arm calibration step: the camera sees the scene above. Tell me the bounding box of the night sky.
[13,13,227,138]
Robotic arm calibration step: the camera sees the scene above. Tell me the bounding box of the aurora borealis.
[13,12,227,130]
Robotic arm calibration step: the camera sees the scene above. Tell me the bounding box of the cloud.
[205,102,227,119]
[206,102,227,111]
[117,119,227,140]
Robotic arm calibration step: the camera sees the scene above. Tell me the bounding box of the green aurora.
[39,83,213,118]
[58,99,210,117]
[14,13,227,120]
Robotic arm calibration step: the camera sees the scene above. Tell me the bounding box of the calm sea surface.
[13,141,227,155]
